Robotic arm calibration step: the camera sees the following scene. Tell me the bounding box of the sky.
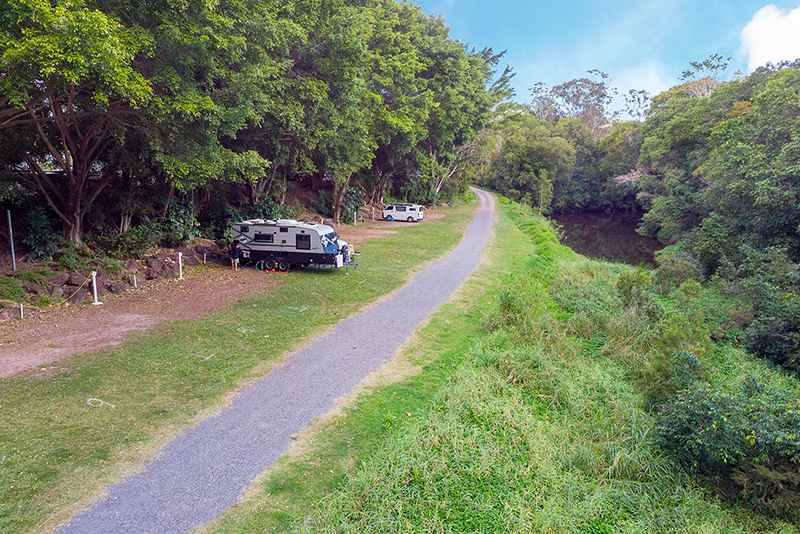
[416,0,800,102]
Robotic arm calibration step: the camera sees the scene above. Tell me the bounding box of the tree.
[1,0,152,243]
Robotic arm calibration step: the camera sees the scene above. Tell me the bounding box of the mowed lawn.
[0,202,475,534]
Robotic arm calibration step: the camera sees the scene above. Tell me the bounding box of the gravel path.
[58,189,496,534]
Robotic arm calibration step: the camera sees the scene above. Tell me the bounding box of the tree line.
[474,58,800,374]
[1,0,512,247]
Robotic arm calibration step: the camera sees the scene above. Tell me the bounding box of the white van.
[383,203,425,222]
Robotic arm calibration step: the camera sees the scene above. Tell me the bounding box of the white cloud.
[741,4,800,71]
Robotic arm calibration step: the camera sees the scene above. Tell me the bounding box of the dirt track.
[0,216,418,378]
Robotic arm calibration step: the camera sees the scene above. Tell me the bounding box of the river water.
[552,211,661,266]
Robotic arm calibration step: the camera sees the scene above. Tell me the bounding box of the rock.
[48,272,70,286]
[67,287,88,305]
[23,282,44,295]
[67,272,86,286]
[182,254,201,266]
[0,308,15,321]
[125,259,139,271]
[146,257,163,272]
[109,282,130,294]
[49,286,64,300]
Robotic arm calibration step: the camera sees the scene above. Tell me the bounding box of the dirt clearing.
[0,266,277,378]
[0,215,428,379]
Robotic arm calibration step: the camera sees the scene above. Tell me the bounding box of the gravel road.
[58,189,496,534]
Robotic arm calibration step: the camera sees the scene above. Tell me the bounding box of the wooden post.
[132,273,138,289]
[177,252,184,280]
[18,303,23,319]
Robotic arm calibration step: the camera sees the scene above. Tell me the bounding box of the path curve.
[58,189,496,534]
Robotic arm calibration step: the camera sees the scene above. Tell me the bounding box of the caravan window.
[280,227,289,233]
[296,234,311,250]
[255,233,273,243]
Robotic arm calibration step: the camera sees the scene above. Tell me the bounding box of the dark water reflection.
[552,212,662,266]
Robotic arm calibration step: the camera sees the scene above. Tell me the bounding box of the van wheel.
[407,217,414,222]
[277,260,289,272]
[386,215,394,222]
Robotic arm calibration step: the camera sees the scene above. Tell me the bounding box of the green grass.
[210,193,532,533]
[213,198,800,533]
[0,202,475,534]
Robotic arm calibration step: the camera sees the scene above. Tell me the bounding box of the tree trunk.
[65,211,84,245]
[119,212,132,234]
[332,176,351,225]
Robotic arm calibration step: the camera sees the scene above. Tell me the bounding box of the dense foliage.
[1,0,507,247]
[472,61,800,376]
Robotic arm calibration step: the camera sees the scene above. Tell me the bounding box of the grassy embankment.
[214,197,799,533]
[0,202,475,533]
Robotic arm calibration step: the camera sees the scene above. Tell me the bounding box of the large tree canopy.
[0,0,506,239]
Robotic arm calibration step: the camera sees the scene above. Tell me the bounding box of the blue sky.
[417,1,800,101]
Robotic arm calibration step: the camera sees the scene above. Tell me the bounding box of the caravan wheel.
[277,260,290,272]
[265,259,277,271]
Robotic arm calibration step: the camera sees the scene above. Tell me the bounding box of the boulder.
[48,272,70,286]
[49,286,64,300]
[109,281,130,294]
[67,272,86,286]
[125,259,139,271]
[67,287,88,305]
[0,308,15,321]
[23,282,44,296]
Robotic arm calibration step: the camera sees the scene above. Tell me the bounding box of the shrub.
[645,351,705,407]
[250,197,297,221]
[93,222,163,259]
[0,276,25,302]
[616,268,654,308]
[22,206,59,260]
[654,247,703,295]
[163,201,200,246]
[744,293,800,373]
[56,242,89,272]
[657,380,800,517]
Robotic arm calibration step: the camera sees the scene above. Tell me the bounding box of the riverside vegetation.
[213,198,800,532]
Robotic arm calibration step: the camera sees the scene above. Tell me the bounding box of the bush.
[93,222,163,259]
[616,268,654,308]
[22,206,59,260]
[657,380,800,517]
[249,197,297,221]
[744,293,800,373]
[645,350,705,407]
[654,247,703,295]
[163,201,200,246]
[56,242,89,272]
[0,276,25,302]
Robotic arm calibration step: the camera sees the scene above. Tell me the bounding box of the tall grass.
[296,198,798,533]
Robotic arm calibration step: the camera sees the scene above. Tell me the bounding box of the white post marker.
[7,209,16,273]
[177,252,184,280]
[203,252,207,265]
[18,303,23,319]
[91,271,103,306]
[132,273,138,289]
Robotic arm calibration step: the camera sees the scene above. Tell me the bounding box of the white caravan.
[383,203,425,222]
[231,219,354,270]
